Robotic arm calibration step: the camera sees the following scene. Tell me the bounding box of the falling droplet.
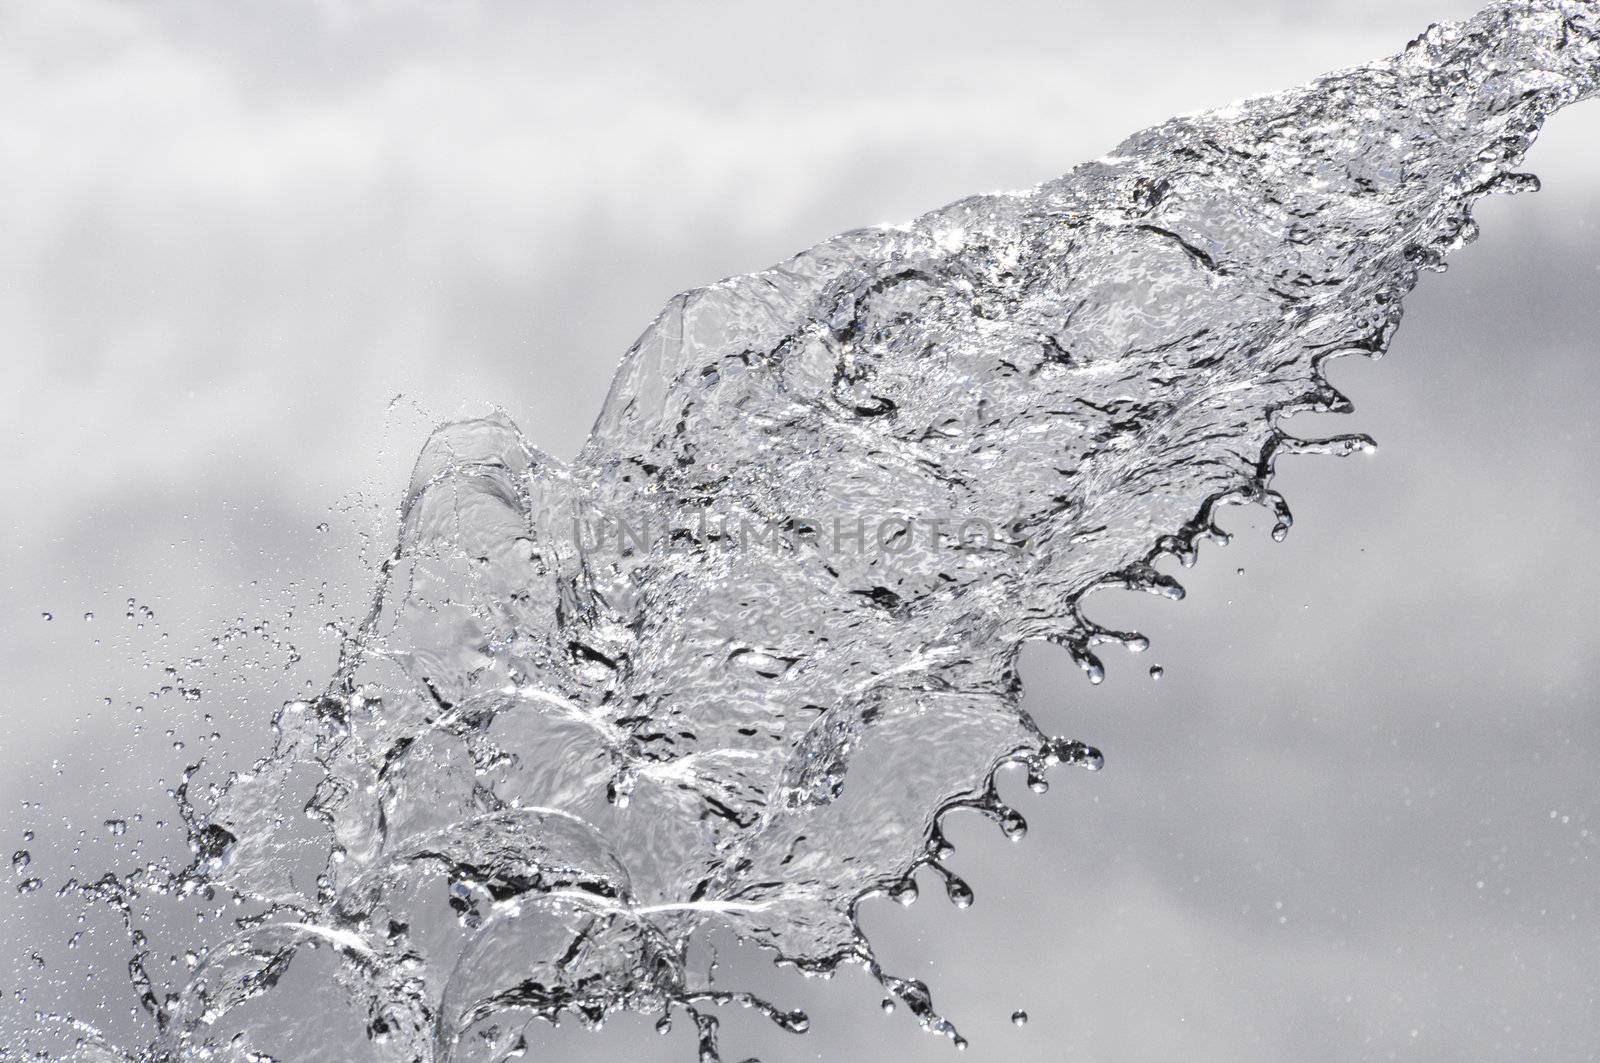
[1012,1010,1029,1027]
[998,808,1028,842]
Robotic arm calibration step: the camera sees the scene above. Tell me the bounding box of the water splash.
[23,3,1600,1060]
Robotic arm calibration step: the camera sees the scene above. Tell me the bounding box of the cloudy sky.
[4,1,1598,1060]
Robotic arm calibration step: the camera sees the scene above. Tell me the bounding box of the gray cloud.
[3,1,1597,1060]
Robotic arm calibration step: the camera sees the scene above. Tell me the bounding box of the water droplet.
[1011,1010,1029,1027]
[999,808,1028,841]
[40,612,52,622]
[12,850,29,874]
[104,819,127,837]
[83,611,94,621]
[1148,664,1164,681]
[880,998,896,1015]
[17,877,41,895]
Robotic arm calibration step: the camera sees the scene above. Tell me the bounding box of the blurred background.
[3,0,1597,1059]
